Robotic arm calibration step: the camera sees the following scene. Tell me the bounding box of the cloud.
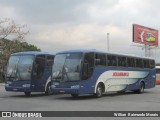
[27,23,138,54]
[0,0,91,25]
[0,5,16,19]
[0,0,160,62]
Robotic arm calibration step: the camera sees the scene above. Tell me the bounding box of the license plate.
[60,91,65,93]
[13,89,18,91]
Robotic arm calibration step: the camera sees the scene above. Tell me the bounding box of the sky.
[0,0,160,62]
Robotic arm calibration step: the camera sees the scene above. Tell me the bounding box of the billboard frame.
[133,24,158,46]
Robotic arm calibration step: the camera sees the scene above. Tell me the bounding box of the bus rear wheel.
[24,92,31,96]
[94,84,103,98]
[138,82,145,93]
[134,82,145,94]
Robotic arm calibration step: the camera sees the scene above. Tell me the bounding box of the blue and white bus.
[51,49,156,98]
[5,51,54,96]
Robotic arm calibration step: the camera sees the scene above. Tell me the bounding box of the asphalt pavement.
[0,84,160,120]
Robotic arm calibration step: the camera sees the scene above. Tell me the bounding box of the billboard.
[133,24,158,46]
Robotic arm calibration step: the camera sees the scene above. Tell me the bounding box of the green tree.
[0,18,40,82]
[0,39,41,82]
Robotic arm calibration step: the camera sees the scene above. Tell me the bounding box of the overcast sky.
[0,0,160,62]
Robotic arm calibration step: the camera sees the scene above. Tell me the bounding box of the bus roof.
[57,49,154,60]
[11,51,53,56]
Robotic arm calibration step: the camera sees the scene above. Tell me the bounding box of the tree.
[0,18,40,82]
[0,18,29,41]
[0,39,41,82]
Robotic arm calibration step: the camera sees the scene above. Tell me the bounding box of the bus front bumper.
[51,86,80,94]
[5,84,31,92]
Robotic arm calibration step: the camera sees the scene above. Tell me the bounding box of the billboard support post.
[144,45,150,57]
[149,45,151,57]
[144,45,147,57]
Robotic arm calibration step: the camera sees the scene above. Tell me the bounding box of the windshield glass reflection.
[52,53,82,81]
[6,55,34,80]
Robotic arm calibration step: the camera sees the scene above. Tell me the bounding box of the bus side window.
[107,55,112,66]
[136,59,143,68]
[112,56,117,66]
[118,56,122,67]
[82,53,94,80]
[95,53,106,66]
[127,57,135,67]
[122,57,127,67]
[107,55,117,66]
[143,59,150,68]
[46,55,54,68]
[32,55,45,79]
[136,59,139,68]
[150,60,155,68]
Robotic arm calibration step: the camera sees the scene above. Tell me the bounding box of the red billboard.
[133,24,158,46]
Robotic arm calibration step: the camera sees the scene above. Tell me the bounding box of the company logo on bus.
[112,72,129,77]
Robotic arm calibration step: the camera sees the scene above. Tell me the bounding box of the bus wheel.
[71,94,79,98]
[24,92,31,96]
[94,84,103,98]
[138,82,145,93]
[45,84,52,95]
[134,82,145,94]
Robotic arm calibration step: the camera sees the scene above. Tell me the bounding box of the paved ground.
[0,84,160,120]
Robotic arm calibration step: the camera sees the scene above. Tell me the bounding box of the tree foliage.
[0,18,29,41]
[0,39,41,82]
[0,18,40,82]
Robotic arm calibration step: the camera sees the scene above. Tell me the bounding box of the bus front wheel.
[24,92,31,96]
[94,84,103,98]
[45,83,52,95]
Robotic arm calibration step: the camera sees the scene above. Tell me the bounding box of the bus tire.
[71,94,79,98]
[134,82,145,94]
[24,92,31,96]
[94,84,103,98]
[45,83,52,95]
[138,82,145,93]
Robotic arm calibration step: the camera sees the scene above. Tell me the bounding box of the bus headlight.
[51,85,56,88]
[71,85,80,89]
[22,84,31,87]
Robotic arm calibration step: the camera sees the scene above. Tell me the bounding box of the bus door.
[31,55,46,92]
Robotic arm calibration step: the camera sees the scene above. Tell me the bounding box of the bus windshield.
[6,55,34,81]
[52,53,82,81]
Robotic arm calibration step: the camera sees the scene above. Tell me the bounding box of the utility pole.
[107,33,110,52]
